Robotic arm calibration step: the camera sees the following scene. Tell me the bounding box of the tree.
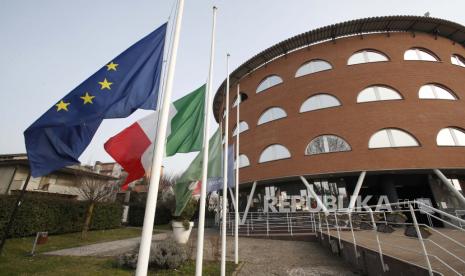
[75,172,119,239]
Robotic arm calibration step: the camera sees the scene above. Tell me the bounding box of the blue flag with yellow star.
[24,23,167,177]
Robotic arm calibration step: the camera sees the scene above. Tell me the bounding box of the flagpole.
[220,53,230,276]
[135,0,184,275]
[195,6,217,276]
[234,83,240,264]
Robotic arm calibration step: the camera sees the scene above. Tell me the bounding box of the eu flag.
[24,23,167,177]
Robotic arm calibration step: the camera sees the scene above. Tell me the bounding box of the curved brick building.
[213,16,465,213]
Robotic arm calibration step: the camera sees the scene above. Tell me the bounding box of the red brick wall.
[219,32,465,183]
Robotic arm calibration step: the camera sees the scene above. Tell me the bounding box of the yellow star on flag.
[55,100,70,111]
[99,78,112,90]
[80,92,95,104]
[106,61,118,71]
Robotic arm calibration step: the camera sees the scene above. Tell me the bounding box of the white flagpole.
[220,53,230,276]
[135,0,184,275]
[234,83,240,264]
[195,6,217,276]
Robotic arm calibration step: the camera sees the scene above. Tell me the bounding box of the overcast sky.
[1,0,465,175]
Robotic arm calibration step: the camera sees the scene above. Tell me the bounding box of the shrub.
[149,239,188,269]
[117,239,188,271]
[117,251,139,269]
[0,194,122,238]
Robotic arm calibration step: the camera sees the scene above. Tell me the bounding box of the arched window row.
[238,127,465,166]
[232,84,459,132]
[252,47,465,93]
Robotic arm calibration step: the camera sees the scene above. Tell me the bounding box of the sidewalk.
[44,229,357,275]
[44,233,168,257]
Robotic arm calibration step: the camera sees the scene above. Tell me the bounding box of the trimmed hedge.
[0,194,122,238]
[128,203,172,227]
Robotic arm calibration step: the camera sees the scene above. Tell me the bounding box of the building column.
[433,169,465,207]
[348,171,366,212]
[380,176,399,205]
[241,181,257,224]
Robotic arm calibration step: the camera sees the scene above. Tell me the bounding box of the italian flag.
[174,127,223,216]
[104,85,205,190]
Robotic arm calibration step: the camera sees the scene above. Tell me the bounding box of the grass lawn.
[0,227,236,275]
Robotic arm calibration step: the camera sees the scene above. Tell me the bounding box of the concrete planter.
[172,221,194,244]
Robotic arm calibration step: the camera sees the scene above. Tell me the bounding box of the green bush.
[150,238,188,269]
[0,194,122,238]
[127,202,172,227]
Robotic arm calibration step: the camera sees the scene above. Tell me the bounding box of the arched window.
[451,54,465,67]
[259,144,291,163]
[348,50,389,65]
[357,85,402,103]
[236,154,251,168]
[306,135,351,155]
[369,128,420,148]
[437,127,465,146]
[258,107,287,125]
[256,75,283,93]
[295,59,332,77]
[300,94,341,113]
[232,121,249,136]
[404,48,439,61]
[232,92,248,108]
[419,84,457,100]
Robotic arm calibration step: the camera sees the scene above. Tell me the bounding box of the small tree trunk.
[81,201,95,240]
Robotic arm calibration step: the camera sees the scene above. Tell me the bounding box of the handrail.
[426,239,465,266]
[225,200,465,275]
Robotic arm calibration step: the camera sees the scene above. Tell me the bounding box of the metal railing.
[326,201,465,276]
[226,211,317,236]
[223,200,465,275]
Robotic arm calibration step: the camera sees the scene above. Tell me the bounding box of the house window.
[256,75,283,93]
[419,84,457,100]
[404,48,439,61]
[236,154,251,168]
[348,50,389,65]
[259,144,291,163]
[300,94,341,112]
[306,135,351,155]
[451,54,465,67]
[295,59,332,77]
[369,128,420,148]
[357,85,402,103]
[437,127,465,146]
[258,107,287,125]
[232,92,248,108]
[232,121,249,136]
